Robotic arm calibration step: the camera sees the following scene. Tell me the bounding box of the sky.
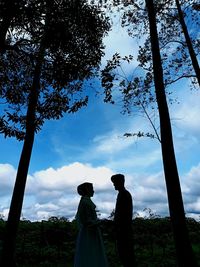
[0,13,200,222]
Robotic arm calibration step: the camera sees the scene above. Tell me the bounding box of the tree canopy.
[0,0,110,140]
[0,1,110,265]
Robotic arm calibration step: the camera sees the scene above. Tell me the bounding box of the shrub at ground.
[0,216,200,266]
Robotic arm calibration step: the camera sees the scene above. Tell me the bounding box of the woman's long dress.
[74,196,109,267]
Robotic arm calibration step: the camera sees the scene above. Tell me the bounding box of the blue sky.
[0,17,200,222]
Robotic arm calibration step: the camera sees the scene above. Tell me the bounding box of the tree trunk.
[145,0,198,266]
[175,0,200,86]
[0,47,44,267]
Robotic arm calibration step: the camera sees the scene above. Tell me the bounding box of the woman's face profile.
[87,185,94,197]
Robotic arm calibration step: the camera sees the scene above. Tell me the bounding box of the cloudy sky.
[0,14,200,222]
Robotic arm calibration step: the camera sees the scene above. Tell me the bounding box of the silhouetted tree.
[0,0,27,53]
[120,0,200,88]
[0,0,110,266]
[145,0,197,266]
[101,0,198,266]
[174,0,200,86]
[0,0,33,139]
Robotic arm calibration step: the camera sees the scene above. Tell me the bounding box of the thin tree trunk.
[175,0,200,86]
[0,46,44,267]
[145,0,198,266]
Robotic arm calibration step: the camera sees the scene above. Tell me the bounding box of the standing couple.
[74,174,136,267]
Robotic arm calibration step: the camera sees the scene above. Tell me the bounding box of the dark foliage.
[0,216,200,267]
[0,0,110,140]
[0,1,110,265]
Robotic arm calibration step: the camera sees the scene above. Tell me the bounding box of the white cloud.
[93,132,136,154]
[106,147,162,171]
[25,162,113,197]
[1,161,200,221]
[182,163,200,199]
[132,171,169,216]
[0,163,16,196]
[186,198,200,213]
[1,208,10,219]
[173,89,200,135]
[0,162,115,220]
[102,15,140,83]
[90,111,159,155]
[103,19,138,64]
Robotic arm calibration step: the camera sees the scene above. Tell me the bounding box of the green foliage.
[124,131,157,140]
[0,216,199,267]
[101,52,161,141]
[121,0,200,87]
[101,0,200,118]
[0,0,110,140]
[101,53,154,110]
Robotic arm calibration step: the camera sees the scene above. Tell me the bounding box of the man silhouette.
[111,173,136,267]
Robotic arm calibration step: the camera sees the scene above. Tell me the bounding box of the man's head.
[111,174,125,191]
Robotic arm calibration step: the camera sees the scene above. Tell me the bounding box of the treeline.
[0,216,200,267]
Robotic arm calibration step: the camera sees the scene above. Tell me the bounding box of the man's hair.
[111,173,125,183]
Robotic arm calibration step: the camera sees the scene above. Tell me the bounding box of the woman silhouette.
[74,182,109,267]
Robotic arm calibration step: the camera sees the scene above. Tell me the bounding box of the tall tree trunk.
[175,0,200,86]
[145,0,198,266]
[0,46,44,267]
